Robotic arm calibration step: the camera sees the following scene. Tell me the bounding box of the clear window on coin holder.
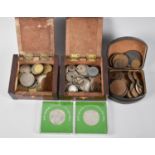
[8,18,58,100]
[59,18,105,100]
[107,37,148,103]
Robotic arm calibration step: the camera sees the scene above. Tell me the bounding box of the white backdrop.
[0,17,154,138]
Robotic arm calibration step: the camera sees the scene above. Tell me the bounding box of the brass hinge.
[40,53,50,61]
[70,53,80,61]
[23,53,33,61]
[70,53,97,61]
[86,54,97,62]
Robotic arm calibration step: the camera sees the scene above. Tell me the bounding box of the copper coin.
[90,75,101,92]
[110,79,127,96]
[127,90,132,98]
[110,71,124,80]
[131,86,139,97]
[131,59,141,69]
[113,54,129,68]
[109,54,115,66]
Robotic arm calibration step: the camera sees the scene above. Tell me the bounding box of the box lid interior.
[16,17,55,56]
[65,17,103,57]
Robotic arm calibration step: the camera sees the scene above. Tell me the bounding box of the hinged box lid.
[65,17,103,57]
[16,17,55,57]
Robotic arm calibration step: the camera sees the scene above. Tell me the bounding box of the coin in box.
[65,64,101,93]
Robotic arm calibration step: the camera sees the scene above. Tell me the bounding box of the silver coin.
[87,67,99,77]
[66,71,78,82]
[76,65,88,76]
[68,85,78,92]
[19,73,35,87]
[49,109,66,125]
[66,65,76,73]
[19,65,31,73]
[79,79,91,92]
[83,110,100,126]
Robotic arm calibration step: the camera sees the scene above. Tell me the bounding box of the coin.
[110,71,124,80]
[113,54,129,68]
[127,90,132,98]
[79,79,91,92]
[76,65,88,76]
[126,50,142,68]
[90,75,101,92]
[110,79,127,96]
[19,65,31,73]
[31,64,44,75]
[19,73,35,87]
[43,64,52,74]
[131,87,139,97]
[66,65,76,73]
[49,109,66,125]
[87,66,99,77]
[66,71,79,82]
[131,59,141,69]
[68,84,78,92]
[83,110,100,126]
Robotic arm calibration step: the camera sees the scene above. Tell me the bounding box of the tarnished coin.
[131,87,139,97]
[113,54,129,68]
[72,76,84,85]
[110,79,127,96]
[135,84,143,95]
[76,65,88,76]
[131,59,141,69]
[87,66,99,77]
[90,75,101,92]
[20,73,35,87]
[66,65,76,73]
[68,84,78,92]
[66,71,79,82]
[110,71,124,80]
[127,90,132,98]
[126,50,142,68]
[109,54,115,66]
[43,64,52,74]
[49,109,66,125]
[37,74,47,84]
[128,71,135,83]
[79,79,91,92]
[31,64,44,75]
[19,65,31,73]
[83,110,100,126]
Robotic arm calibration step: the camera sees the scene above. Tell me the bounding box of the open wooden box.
[8,17,58,100]
[59,17,105,100]
[107,37,148,103]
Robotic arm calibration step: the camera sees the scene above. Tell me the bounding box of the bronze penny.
[110,71,124,80]
[131,86,139,98]
[127,90,132,98]
[109,54,115,66]
[131,59,141,69]
[110,79,127,97]
[113,54,129,68]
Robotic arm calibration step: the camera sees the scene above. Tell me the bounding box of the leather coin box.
[107,37,148,103]
[59,17,106,100]
[8,18,58,100]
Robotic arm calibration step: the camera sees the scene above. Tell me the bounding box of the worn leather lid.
[108,37,148,69]
[66,17,103,57]
[16,17,55,56]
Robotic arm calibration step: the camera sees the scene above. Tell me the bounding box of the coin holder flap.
[107,37,148,69]
[41,101,73,133]
[76,101,108,134]
[16,17,55,57]
[65,17,103,57]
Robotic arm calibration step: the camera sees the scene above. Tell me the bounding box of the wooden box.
[59,17,105,100]
[8,17,58,100]
[107,37,147,103]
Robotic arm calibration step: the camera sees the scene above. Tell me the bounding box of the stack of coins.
[65,64,101,92]
[109,50,142,69]
[109,71,144,99]
[18,64,53,91]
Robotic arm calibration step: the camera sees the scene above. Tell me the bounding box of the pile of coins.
[109,50,142,69]
[65,64,101,92]
[109,71,144,99]
[18,63,53,91]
